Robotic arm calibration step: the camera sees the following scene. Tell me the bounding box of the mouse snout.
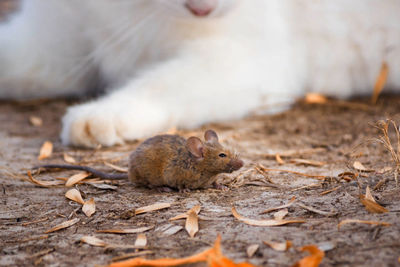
[185,0,217,17]
[228,158,243,172]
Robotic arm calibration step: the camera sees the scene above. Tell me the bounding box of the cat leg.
[61,39,298,147]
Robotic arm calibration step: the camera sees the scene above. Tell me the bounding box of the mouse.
[35,130,243,192]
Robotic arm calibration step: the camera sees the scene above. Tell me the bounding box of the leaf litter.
[65,172,91,187]
[263,240,292,252]
[65,188,96,217]
[97,226,154,234]
[108,235,257,267]
[63,153,77,163]
[4,94,400,266]
[292,245,324,267]
[44,218,80,234]
[135,203,172,215]
[185,209,199,238]
[232,206,305,226]
[38,141,53,160]
[359,186,388,213]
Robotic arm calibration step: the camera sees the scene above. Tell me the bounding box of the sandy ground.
[1,1,400,266]
[1,95,400,267]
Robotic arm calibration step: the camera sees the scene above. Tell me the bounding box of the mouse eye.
[219,153,227,158]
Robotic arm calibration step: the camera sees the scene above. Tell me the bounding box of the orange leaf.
[27,171,64,188]
[185,210,199,238]
[65,172,90,187]
[44,218,80,234]
[135,203,172,215]
[371,62,389,104]
[232,206,305,226]
[65,188,85,205]
[38,141,53,160]
[29,116,43,127]
[170,205,201,221]
[275,154,285,165]
[264,240,292,252]
[305,93,328,104]
[82,198,96,217]
[360,195,388,213]
[109,235,258,267]
[292,245,324,267]
[63,153,77,164]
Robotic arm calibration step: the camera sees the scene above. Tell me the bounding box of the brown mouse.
[35,130,243,192]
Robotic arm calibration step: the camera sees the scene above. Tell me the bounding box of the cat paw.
[61,101,168,147]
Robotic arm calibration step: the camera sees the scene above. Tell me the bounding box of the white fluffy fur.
[0,0,399,147]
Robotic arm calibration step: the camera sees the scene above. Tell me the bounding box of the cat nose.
[185,0,217,17]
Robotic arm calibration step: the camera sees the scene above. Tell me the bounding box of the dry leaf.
[261,197,297,214]
[276,154,285,165]
[185,210,199,238]
[170,205,201,221]
[104,162,128,172]
[338,172,358,182]
[320,186,341,196]
[259,168,326,180]
[29,116,43,126]
[44,218,80,234]
[359,186,388,213]
[273,209,288,220]
[90,183,118,190]
[65,172,90,187]
[305,93,328,104]
[97,226,153,234]
[65,188,85,205]
[81,236,142,250]
[264,240,292,252]
[232,206,305,226]
[135,203,172,215]
[353,161,374,172]
[359,195,388,213]
[82,198,96,217]
[365,186,375,202]
[246,244,259,258]
[290,159,325,167]
[297,203,338,217]
[81,236,108,247]
[108,235,257,267]
[134,234,147,248]
[27,171,64,187]
[292,245,324,267]
[38,141,53,160]
[63,153,76,164]
[112,251,155,262]
[338,219,391,230]
[376,166,393,174]
[371,62,389,104]
[162,225,183,236]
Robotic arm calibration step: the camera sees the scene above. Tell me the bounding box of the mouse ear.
[204,129,219,144]
[186,137,204,159]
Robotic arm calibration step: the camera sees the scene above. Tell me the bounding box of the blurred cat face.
[157,0,237,18]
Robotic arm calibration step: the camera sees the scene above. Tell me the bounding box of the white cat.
[0,0,399,147]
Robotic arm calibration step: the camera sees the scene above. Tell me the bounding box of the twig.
[297,203,338,217]
[320,186,342,196]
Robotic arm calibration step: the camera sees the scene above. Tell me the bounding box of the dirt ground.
[1,95,400,267]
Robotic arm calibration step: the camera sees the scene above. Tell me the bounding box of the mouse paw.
[179,188,191,193]
[212,182,229,191]
[156,186,175,193]
[61,99,169,147]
